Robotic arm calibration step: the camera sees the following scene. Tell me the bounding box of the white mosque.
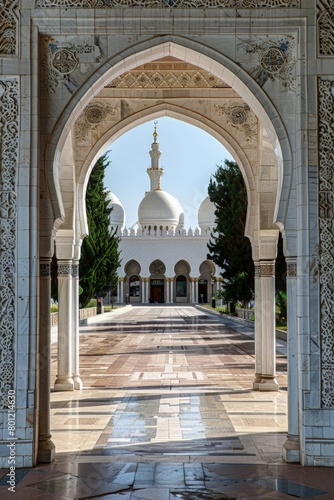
[107,124,223,305]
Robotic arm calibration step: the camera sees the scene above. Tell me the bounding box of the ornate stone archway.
[2,3,334,468]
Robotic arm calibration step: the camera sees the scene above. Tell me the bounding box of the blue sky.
[104,117,234,229]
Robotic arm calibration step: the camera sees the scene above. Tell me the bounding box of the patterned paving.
[1,306,334,498]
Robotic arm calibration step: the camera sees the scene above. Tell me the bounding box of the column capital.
[40,261,51,277]
[259,261,275,277]
[252,229,279,261]
[55,229,75,260]
[57,261,73,276]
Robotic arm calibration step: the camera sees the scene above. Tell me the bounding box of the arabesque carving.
[109,70,228,89]
[237,36,296,92]
[0,78,18,408]
[36,0,299,7]
[0,1,18,55]
[318,78,334,407]
[318,1,334,56]
[42,36,106,94]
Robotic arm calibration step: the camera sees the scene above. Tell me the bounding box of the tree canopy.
[79,154,121,308]
[207,159,286,311]
[207,159,254,309]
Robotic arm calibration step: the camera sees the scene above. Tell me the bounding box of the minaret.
[147,121,164,192]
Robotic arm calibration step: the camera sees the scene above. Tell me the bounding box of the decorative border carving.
[0,78,18,409]
[40,263,51,277]
[58,263,73,276]
[318,1,334,56]
[318,78,334,407]
[36,0,299,7]
[237,36,296,92]
[0,1,18,56]
[214,102,257,142]
[260,263,275,276]
[254,263,261,277]
[108,70,228,89]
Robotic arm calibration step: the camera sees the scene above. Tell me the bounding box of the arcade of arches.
[122,259,219,305]
[1,1,334,468]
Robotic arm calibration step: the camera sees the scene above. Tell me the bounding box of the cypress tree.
[79,154,121,308]
[208,159,286,312]
[207,160,254,309]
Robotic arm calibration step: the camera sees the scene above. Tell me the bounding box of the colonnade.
[118,276,219,304]
[37,234,298,463]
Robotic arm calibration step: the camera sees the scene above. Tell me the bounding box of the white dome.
[106,191,126,229]
[138,190,184,229]
[198,196,216,230]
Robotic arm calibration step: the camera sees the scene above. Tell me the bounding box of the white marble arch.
[45,38,295,246]
[44,38,299,463]
[76,103,260,244]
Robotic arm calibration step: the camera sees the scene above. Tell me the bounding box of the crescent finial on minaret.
[153,120,158,143]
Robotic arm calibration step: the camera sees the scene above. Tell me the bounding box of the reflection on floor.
[1,306,333,499]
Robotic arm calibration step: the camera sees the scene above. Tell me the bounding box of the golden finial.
[153,120,158,143]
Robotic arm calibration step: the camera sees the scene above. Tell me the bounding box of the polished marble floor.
[1,306,334,499]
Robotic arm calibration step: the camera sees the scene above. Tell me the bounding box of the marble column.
[259,261,279,391]
[283,258,300,462]
[147,279,150,303]
[141,278,145,303]
[190,279,195,303]
[72,262,82,390]
[253,262,262,390]
[195,279,199,303]
[54,261,74,391]
[120,279,124,304]
[166,278,170,303]
[116,279,119,304]
[170,279,174,303]
[38,259,56,462]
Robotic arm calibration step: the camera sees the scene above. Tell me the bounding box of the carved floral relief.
[237,36,296,92]
[318,0,334,56]
[0,0,18,55]
[318,78,334,407]
[36,0,299,7]
[0,78,18,408]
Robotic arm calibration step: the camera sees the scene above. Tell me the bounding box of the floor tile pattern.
[1,306,334,499]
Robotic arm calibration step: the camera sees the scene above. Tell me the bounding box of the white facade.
[111,129,221,305]
[1,0,334,468]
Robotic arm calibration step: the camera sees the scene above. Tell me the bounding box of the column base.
[38,436,56,463]
[54,376,74,391]
[259,376,279,391]
[283,436,300,463]
[253,373,262,391]
[73,374,83,390]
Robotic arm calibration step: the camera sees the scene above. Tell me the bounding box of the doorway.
[150,279,165,303]
[198,279,208,303]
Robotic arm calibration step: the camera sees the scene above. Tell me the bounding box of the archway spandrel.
[47,40,295,250]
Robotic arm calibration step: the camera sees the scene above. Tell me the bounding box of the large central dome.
[138,189,184,229]
[137,122,184,232]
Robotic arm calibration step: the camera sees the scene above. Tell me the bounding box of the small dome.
[198,196,216,230]
[106,191,126,230]
[138,190,184,230]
